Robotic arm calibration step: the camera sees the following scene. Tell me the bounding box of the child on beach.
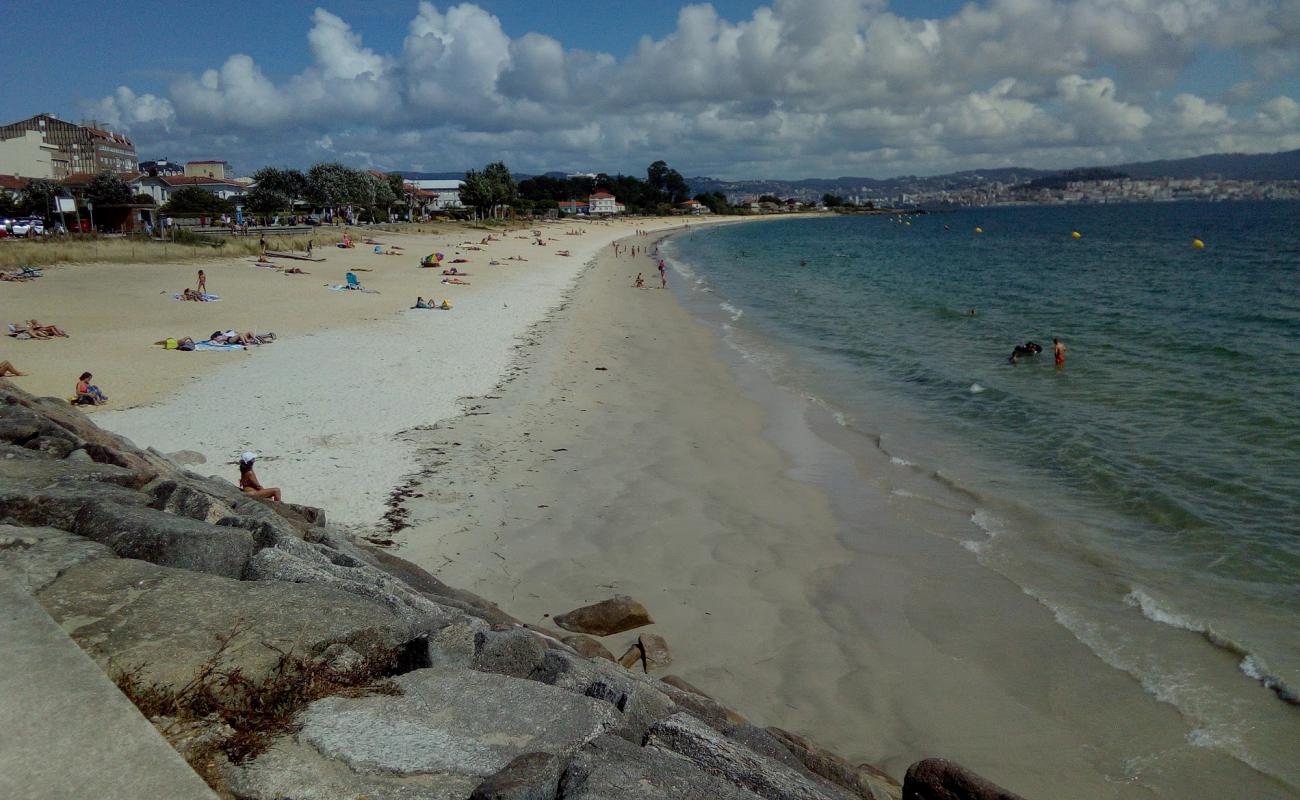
[197,270,207,294]
[238,452,282,502]
[75,372,107,405]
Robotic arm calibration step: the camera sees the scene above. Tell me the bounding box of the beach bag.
[164,337,179,350]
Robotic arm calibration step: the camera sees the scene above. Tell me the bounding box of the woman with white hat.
[238,452,282,502]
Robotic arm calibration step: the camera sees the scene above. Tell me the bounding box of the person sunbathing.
[27,320,68,338]
[442,277,470,285]
[412,296,433,309]
[0,360,26,376]
[634,273,646,288]
[181,287,205,301]
[283,267,309,275]
[442,267,463,275]
[238,452,282,502]
[75,372,107,405]
[210,329,255,345]
[556,250,571,257]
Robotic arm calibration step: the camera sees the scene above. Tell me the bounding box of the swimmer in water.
[1054,338,1066,367]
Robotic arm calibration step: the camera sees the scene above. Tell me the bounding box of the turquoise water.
[665,202,1300,781]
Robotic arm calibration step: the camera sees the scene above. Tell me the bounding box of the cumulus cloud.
[88,0,1300,177]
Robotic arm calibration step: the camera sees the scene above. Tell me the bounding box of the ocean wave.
[1125,589,1299,706]
[889,456,914,467]
[969,382,986,394]
[719,302,744,321]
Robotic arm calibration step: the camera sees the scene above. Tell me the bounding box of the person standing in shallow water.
[1054,338,1066,368]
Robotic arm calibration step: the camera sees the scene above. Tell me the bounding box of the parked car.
[8,218,45,237]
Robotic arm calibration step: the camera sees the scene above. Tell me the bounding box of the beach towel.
[327,285,380,294]
[194,341,245,351]
[172,292,220,301]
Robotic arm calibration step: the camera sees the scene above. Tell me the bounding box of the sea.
[663,201,1300,794]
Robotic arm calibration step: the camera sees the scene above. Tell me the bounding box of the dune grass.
[0,231,346,269]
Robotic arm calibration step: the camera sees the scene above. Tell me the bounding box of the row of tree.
[459,159,725,217]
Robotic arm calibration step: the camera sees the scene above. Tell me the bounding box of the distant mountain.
[1108,149,1300,181]
[685,148,1299,202]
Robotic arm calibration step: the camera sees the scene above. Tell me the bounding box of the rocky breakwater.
[0,379,1029,800]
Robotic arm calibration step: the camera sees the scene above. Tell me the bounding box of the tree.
[244,184,292,215]
[821,193,845,207]
[160,187,235,215]
[483,161,517,215]
[758,194,781,204]
[85,172,132,207]
[20,179,59,217]
[694,191,732,214]
[133,193,155,206]
[386,172,407,204]
[306,163,352,209]
[459,169,493,217]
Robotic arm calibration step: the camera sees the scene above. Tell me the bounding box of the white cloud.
[88,1,1300,177]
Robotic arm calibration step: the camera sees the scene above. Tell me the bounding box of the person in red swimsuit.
[1054,338,1066,367]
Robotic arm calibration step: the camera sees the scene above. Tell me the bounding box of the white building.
[409,179,464,210]
[589,191,620,215]
[131,174,249,206]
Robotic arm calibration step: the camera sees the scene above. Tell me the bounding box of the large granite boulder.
[36,558,423,688]
[291,668,618,778]
[646,712,859,800]
[902,759,1026,800]
[553,595,653,636]
[72,500,257,579]
[220,737,479,800]
[559,733,763,800]
[0,524,113,592]
[470,752,565,800]
[769,727,901,800]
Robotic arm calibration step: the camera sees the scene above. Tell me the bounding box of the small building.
[589,191,619,215]
[558,199,589,215]
[130,174,248,206]
[185,160,231,179]
[678,199,709,215]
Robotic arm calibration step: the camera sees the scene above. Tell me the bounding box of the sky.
[4,0,1298,179]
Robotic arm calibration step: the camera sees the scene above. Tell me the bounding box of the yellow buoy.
[1192,238,1205,249]
[975,226,984,234]
[1071,231,1082,239]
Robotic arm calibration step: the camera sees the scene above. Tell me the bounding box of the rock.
[656,681,750,729]
[36,558,421,688]
[560,733,763,800]
[317,643,366,672]
[429,619,482,668]
[24,435,78,459]
[72,500,258,579]
[0,524,112,592]
[661,674,713,699]
[902,759,1026,800]
[552,595,653,636]
[722,723,810,772]
[474,627,549,679]
[768,727,902,800]
[638,633,672,671]
[296,668,618,778]
[221,736,479,800]
[242,546,470,635]
[646,712,859,800]
[562,634,615,662]
[470,752,564,800]
[358,543,520,626]
[618,643,643,670]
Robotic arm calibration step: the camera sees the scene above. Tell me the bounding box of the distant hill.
[399,171,468,181]
[683,149,1298,201]
[1108,149,1300,180]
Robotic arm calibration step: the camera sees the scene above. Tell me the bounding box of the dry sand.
[1,217,705,530]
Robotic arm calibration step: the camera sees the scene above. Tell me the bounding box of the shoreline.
[387,226,1296,798]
